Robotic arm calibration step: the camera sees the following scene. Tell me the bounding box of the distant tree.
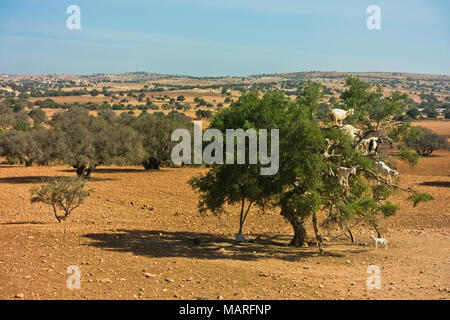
[424,107,438,119]
[31,177,91,222]
[131,113,191,170]
[195,110,212,119]
[406,107,420,120]
[51,109,144,177]
[444,109,450,119]
[177,95,185,102]
[13,119,32,132]
[0,128,64,166]
[405,127,449,156]
[90,89,100,97]
[97,109,117,124]
[29,108,47,125]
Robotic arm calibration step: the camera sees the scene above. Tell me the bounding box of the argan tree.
[404,127,449,156]
[131,112,192,170]
[31,177,91,222]
[189,79,433,251]
[51,107,144,177]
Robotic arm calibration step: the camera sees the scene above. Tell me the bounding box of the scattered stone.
[14,293,24,299]
[197,296,209,300]
[165,278,175,283]
[217,295,224,300]
[143,273,158,278]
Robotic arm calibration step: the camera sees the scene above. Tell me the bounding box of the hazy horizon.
[1,70,449,78]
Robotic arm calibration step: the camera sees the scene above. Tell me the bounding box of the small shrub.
[30,177,91,222]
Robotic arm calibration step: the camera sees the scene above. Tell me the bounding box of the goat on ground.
[370,235,388,250]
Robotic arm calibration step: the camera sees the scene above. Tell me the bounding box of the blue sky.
[0,0,449,76]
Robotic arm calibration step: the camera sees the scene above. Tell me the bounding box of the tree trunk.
[312,212,324,254]
[346,225,355,243]
[374,223,382,238]
[281,202,308,247]
[85,165,96,179]
[143,157,161,170]
[290,217,307,246]
[342,220,355,243]
[76,166,86,177]
[25,159,33,167]
[53,205,61,223]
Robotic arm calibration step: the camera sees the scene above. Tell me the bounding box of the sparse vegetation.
[30,177,91,222]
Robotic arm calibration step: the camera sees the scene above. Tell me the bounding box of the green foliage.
[51,108,144,177]
[30,177,91,222]
[407,192,434,207]
[29,108,47,125]
[189,78,435,248]
[0,128,65,166]
[13,119,32,132]
[195,110,213,119]
[406,107,420,119]
[444,109,450,119]
[404,127,449,156]
[378,201,399,217]
[131,112,191,170]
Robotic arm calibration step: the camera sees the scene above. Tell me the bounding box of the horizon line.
[1,70,449,79]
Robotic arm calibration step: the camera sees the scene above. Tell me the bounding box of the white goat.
[337,167,357,187]
[374,161,398,184]
[360,137,382,155]
[341,124,360,140]
[370,235,388,250]
[331,108,354,127]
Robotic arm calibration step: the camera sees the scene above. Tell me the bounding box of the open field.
[0,122,448,300]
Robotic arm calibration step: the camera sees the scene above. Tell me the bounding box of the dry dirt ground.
[0,125,449,300]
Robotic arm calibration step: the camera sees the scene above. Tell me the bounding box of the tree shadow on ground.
[419,181,450,188]
[82,229,346,262]
[58,168,148,174]
[0,176,116,184]
[0,221,47,225]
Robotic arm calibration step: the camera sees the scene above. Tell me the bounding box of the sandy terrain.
[0,121,448,300]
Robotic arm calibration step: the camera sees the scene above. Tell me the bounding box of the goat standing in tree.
[331,108,354,127]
